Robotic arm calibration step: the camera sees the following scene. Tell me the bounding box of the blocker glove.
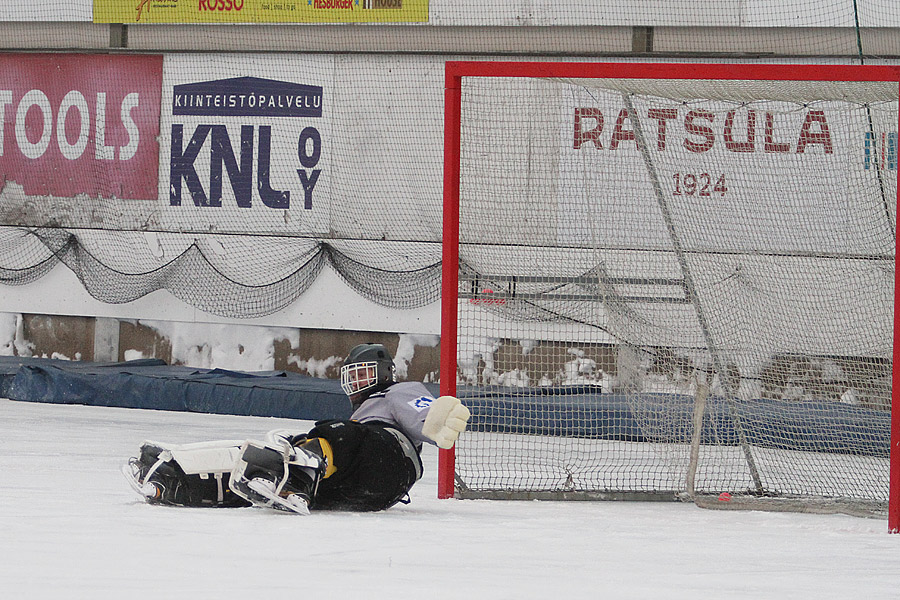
[422,395,471,449]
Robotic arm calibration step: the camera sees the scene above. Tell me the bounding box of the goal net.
[439,62,899,525]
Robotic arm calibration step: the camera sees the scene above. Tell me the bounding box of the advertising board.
[158,54,333,235]
[94,0,427,24]
[0,54,162,200]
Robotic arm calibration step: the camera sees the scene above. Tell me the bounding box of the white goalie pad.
[144,439,245,475]
[262,429,324,469]
[263,429,305,449]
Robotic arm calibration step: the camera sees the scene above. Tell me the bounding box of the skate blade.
[121,462,159,501]
[246,478,310,515]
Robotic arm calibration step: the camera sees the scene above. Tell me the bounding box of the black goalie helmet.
[340,343,396,406]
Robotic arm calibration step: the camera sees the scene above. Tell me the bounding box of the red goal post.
[439,61,900,531]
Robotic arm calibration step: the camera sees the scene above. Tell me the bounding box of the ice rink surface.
[1,397,897,599]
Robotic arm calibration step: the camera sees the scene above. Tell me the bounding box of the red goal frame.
[438,61,900,532]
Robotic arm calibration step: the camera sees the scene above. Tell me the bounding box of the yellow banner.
[94,0,427,23]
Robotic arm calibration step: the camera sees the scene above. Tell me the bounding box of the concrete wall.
[8,312,442,382]
[0,22,899,56]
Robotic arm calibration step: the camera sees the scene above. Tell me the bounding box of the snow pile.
[0,313,33,357]
[287,354,341,378]
[138,319,300,372]
[394,333,439,379]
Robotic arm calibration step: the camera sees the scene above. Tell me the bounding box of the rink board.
[454,387,890,457]
[0,357,889,458]
[0,356,355,420]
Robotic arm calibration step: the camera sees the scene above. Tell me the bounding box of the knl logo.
[169,77,324,210]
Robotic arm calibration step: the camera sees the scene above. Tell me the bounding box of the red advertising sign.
[0,54,162,200]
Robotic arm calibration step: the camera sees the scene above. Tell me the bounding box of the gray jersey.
[350,381,437,448]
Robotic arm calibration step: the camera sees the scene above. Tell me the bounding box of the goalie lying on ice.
[123,343,470,514]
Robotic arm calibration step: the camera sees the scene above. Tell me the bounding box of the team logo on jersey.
[408,396,433,411]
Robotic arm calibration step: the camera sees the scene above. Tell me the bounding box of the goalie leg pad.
[124,440,250,508]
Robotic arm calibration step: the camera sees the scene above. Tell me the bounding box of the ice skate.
[122,458,164,501]
[229,440,320,515]
[245,477,311,515]
[122,444,177,504]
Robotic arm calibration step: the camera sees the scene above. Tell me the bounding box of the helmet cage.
[340,343,396,405]
[340,361,380,397]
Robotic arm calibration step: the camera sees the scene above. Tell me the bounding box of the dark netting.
[1,228,440,317]
[0,227,60,286]
[326,242,441,309]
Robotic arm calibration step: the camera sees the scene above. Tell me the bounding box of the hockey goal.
[438,61,900,530]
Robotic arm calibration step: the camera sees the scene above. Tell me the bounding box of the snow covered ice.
[1,397,897,599]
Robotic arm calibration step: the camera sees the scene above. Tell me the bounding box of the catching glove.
[422,395,471,449]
